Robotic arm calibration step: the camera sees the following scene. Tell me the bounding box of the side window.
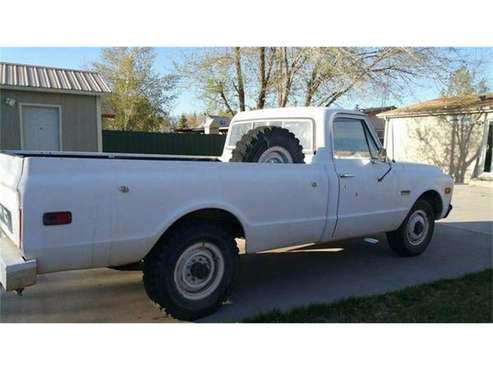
[333,118,374,159]
[228,122,253,147]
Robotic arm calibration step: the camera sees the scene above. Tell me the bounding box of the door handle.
[339,173,355,178]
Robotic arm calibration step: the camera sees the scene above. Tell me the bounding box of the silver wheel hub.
[258,146,294,163]
[173,242,225,300]
[406,210,429,246]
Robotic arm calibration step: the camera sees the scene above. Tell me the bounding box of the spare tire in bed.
[230,126,305,163]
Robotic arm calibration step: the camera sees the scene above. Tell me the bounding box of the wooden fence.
[102,130,226,156]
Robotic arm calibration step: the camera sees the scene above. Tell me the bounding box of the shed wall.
[0,89,99,151]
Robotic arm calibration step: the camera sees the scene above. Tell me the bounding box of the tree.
[93,47,178,132]
[177,113,188,129]
[275,47,307,107]
[184,112,204,128]
[178,48,273,114]
[234,47,246,112]
[256,47,276,109]
[180,47,455,114]
[442,66,489,97]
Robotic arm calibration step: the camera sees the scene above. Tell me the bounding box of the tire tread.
[230,126,305,163]
[143,221,238,321]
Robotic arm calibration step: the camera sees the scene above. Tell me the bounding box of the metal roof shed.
[0,62,111,152]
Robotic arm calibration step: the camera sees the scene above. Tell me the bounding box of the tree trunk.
[281,48,291,107]
[304,66,317,106]
[234,47,246,111]
[257,47,267,109]
[304,88,313,106]
[449,118,457,180]
[219,89,235,116]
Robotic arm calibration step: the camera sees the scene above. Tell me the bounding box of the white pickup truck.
[0,107,453,320]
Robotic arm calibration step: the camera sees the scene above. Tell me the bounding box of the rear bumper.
[0,232,36,291]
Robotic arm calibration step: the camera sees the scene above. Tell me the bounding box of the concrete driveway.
[1,184,491,323]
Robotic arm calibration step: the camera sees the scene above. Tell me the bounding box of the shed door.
[22,105,61,151]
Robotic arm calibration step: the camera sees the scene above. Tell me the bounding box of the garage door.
[21,105,61,151]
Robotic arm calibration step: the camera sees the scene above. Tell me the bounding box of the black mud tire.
[143,222,238,321]
[230,126,305,163]
[386,199,435,257]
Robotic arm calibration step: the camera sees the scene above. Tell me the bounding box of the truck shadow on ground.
[201,220,493,322]
[1,221,491,323]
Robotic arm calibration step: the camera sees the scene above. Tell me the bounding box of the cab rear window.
[228,122,253,147]
[228,119,314,151]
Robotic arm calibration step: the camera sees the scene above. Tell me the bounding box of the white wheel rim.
[406,210,429,246]
[173,242,225,301]
[258,146,294,163]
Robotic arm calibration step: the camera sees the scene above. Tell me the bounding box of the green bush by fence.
[102,130,226,156]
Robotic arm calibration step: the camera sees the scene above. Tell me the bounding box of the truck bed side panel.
[109,160,329,265]
[15,156,329,273]
[20,157,114,273]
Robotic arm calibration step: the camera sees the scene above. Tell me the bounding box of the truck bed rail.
[2,150,220,162]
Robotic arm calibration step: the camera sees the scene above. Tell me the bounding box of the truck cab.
[223,107,452,239]
[220,107,379,164]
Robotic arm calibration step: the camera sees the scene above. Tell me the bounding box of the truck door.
[331,117,400,239]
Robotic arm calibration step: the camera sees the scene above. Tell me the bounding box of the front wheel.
[386,199,435,257]
[143,222,238,321]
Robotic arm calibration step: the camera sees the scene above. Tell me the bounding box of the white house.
[379,93,493,183]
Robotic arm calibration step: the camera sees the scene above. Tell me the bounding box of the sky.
[1,47,492,116]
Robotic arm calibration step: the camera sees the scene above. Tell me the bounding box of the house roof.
[361,106,397,115]
[0,62,111,95]
[378,93,493,118]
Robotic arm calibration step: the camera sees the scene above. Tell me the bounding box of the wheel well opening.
[418,190,443,218]
[164,208,245,241]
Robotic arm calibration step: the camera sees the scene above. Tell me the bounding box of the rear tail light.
[43,212,72,226]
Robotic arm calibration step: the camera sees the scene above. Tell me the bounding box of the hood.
[396,161,445,176]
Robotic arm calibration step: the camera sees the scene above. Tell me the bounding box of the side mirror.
[378,148,388,162]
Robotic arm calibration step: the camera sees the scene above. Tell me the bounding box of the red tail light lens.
[43,212,72,226]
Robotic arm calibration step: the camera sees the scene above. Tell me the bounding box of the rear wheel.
[386,199,435,257]
[143,222,238,321]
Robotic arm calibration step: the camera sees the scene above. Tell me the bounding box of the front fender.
[396,162,453,220]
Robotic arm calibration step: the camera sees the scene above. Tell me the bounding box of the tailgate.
[0,153,24,247]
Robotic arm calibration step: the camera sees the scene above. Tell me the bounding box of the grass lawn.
[244,269,492,323]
